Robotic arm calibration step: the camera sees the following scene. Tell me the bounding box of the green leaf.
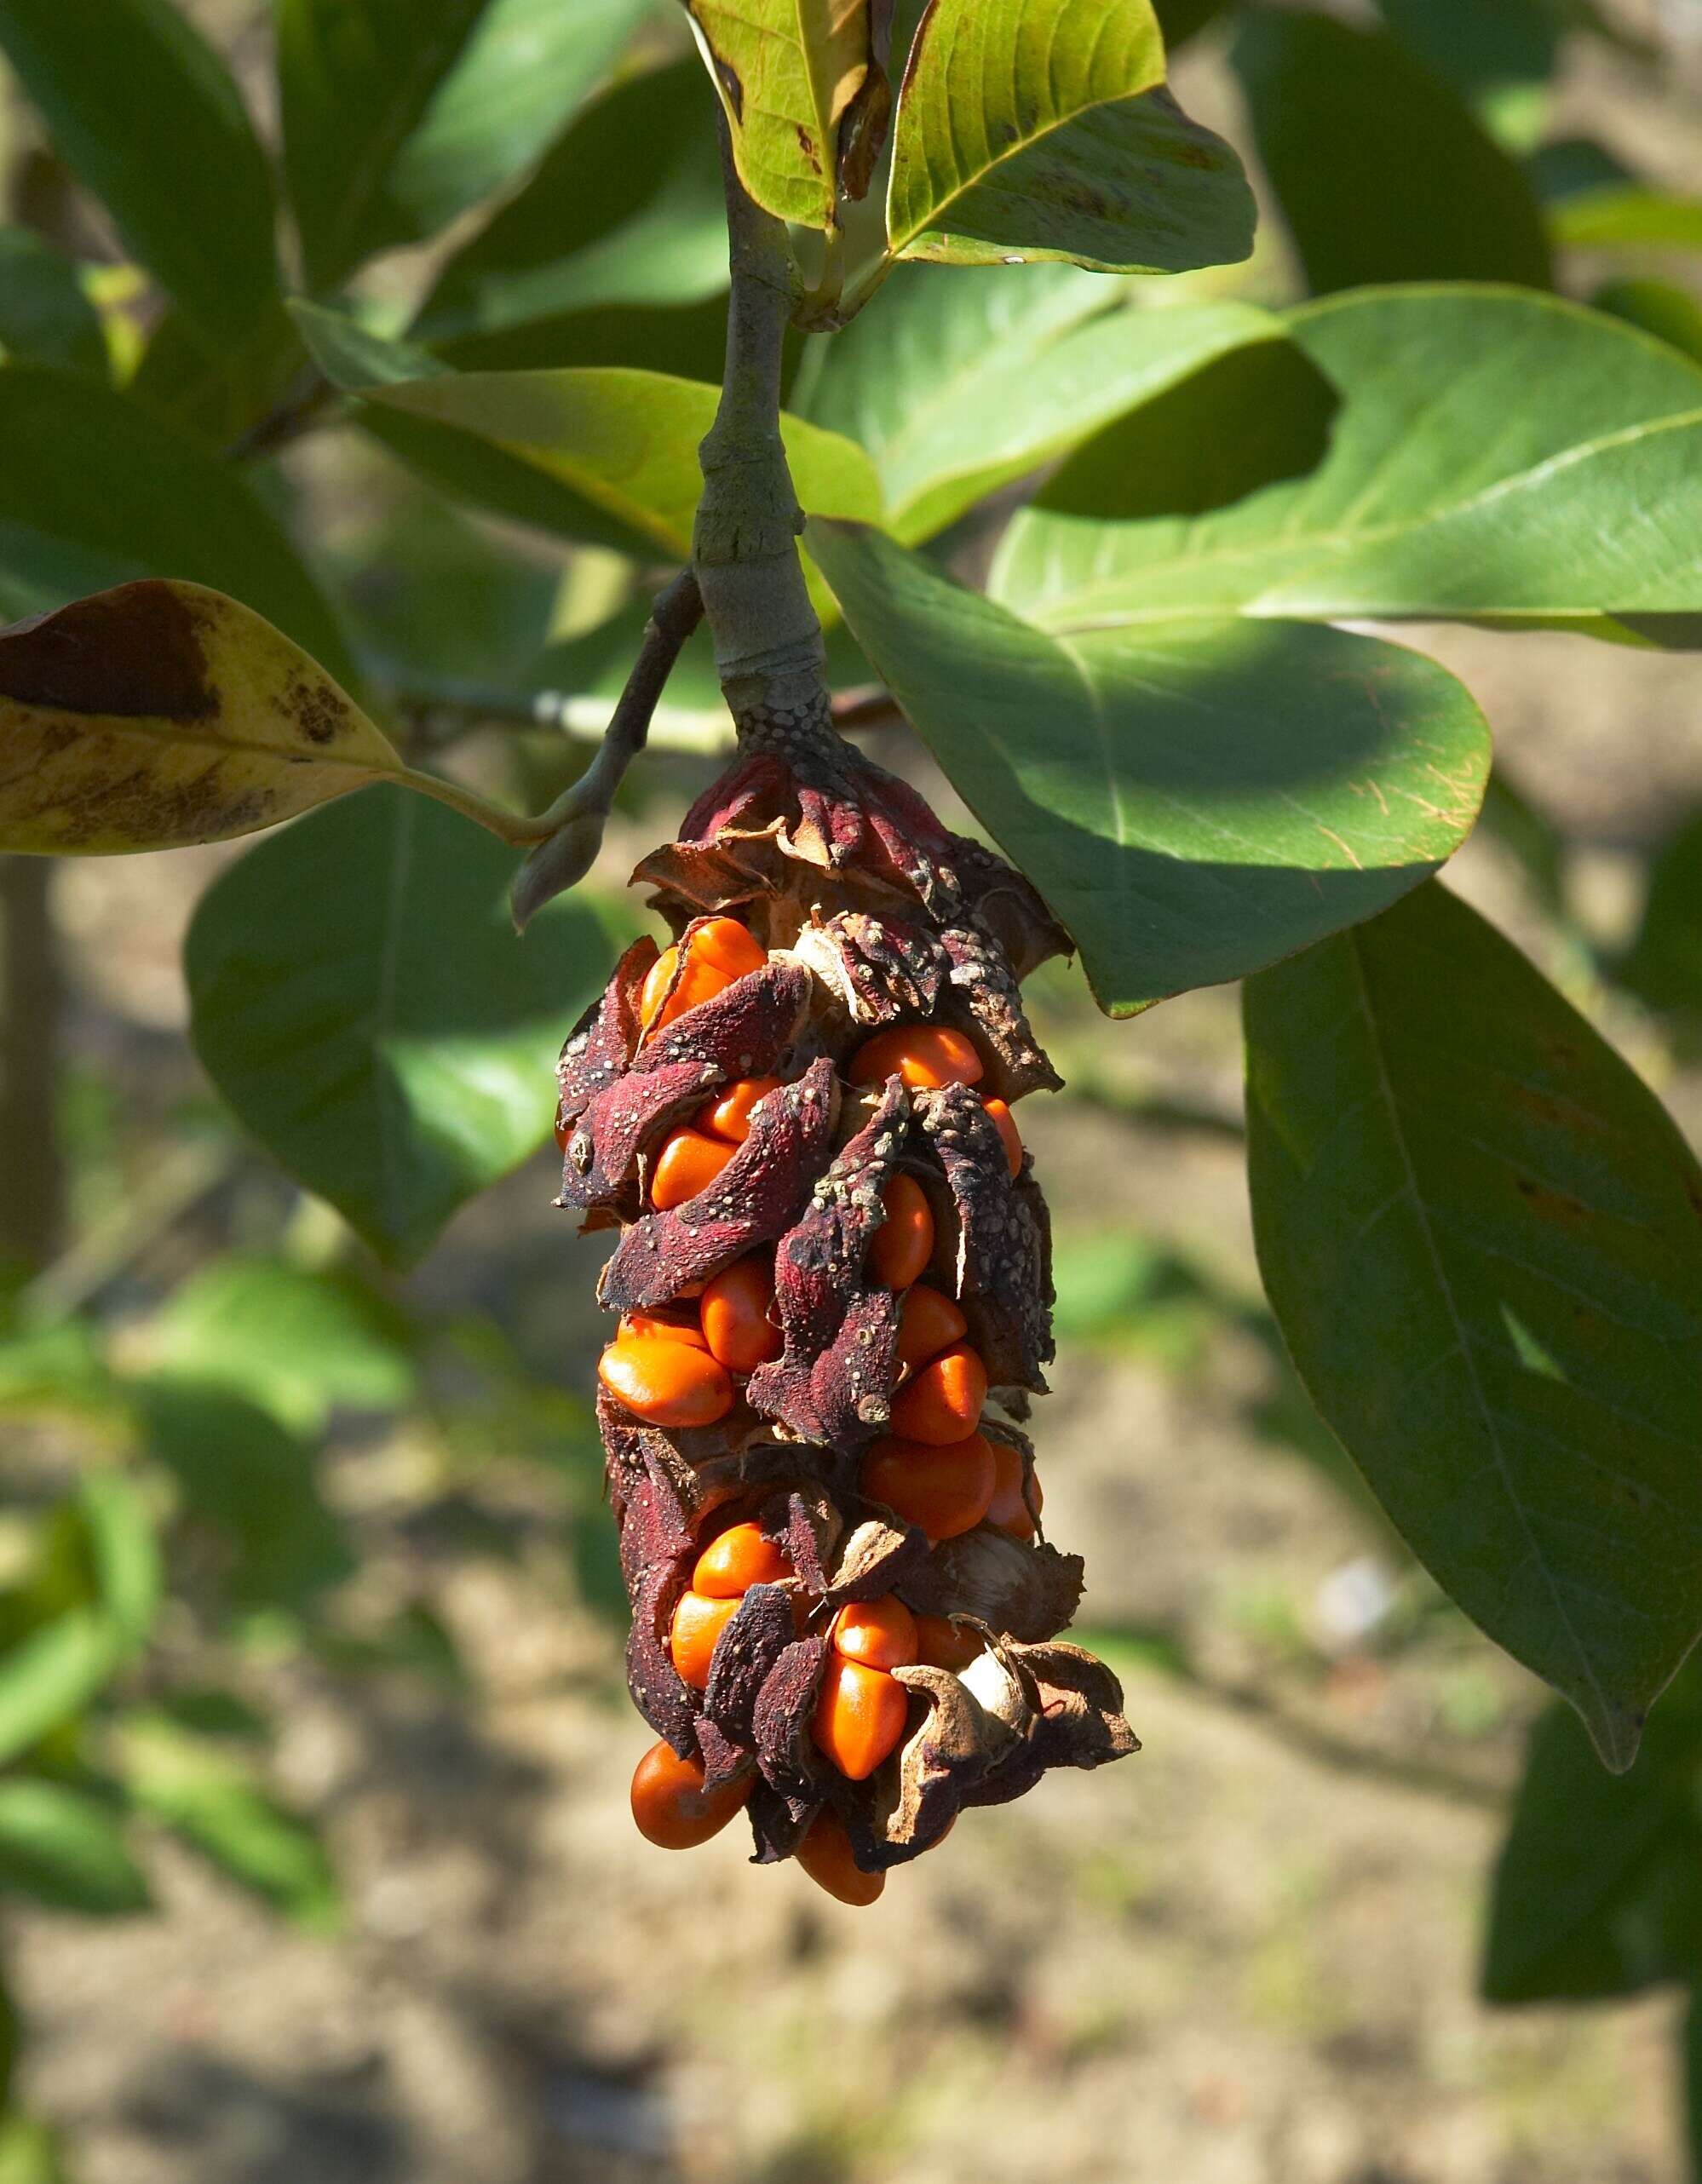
[78,1474,161,1656]
[0,370,353,675]
[185,786,611,1267]
[800,263,1278,542]
[123,1718,337,1928]
[131,1379,354,1610]
[0,0,280,351]
[0,233,105,375]
[1153,0,1230,49]
[806,520,1489,1014]
[1593,279,1702,370]
[416,60,727,346]
[992,287,1702,639]
[381,0,654,244]
[1231,13,1551,294]
[1550,187,1702,254]
[1619,809,1702,1032]
[1373,0,1563,112]
[0,580,404,854]
[886,0,1253,273]
[141,1257,413,1433]
[0,2117,64,2184]
[279,0,490,290]
[0,1779,150,1915]
[0,1614,118,1766]
[1482,1653,1702,2002]
[293,302,883,560]
[1245,882,1702,1771]
[682,0,873,230]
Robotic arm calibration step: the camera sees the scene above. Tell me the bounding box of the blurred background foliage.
[2,1,1702,2179]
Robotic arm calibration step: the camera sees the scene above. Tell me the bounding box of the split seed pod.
[556,726,1137,1890]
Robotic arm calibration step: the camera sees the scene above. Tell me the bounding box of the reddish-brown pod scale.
[559,713,1136,1898]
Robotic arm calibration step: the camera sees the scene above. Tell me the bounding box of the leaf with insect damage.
[682,0,872,230]
[0,580,406,855]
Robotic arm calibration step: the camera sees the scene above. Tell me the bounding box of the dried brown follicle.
[566,732,1136,1892]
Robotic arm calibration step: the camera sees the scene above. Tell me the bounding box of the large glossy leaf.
[0,1780,151,1915]
[1231,12,1551,294]
[1245,882,1702,1771]
[382,0,653,242]
[807,520,1489,1014]
[0,0,280,351]
[185,786,611,1267]
[884,0,1253,273]
[993,287,1702,639]
[0,582,404,854]
[1482,1655,1702,2003]
[122,1717,337,1928]
[416,61,727,346]
[279,0,651,286]
[141,1259,413,1434]
[800,264,1277,542]
[682,0,871,230]
[294,303,883,560]
[0,232,105,375]
[0,369,351,672]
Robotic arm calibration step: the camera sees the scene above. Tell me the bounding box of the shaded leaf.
[185,786,611,1267]
[801,263,1277,542]
[0,368,352,672]
[416,60,726,345]
[130,1379,354,1611]
[141,1257,414,1433]
[1593,278,1702,370]
[278,0,491,291]
[381,0,654,242]
[1374,0,1564,112]
[1619,808,1702,1033]
[1245,882,1702,1770]
[1231,12,1551,294]
[683,0,871,230]
[0,1779,150,1915]
[123,1717,338,1928]
[885,0,1252,273]
[992,287,1702,639]
[0,231,105,375]
[0,0,280,350]
[1483,1652,1702,2002]
[807,519,1488,1014]
[0,580,402,854]
[0,1614,118,1766]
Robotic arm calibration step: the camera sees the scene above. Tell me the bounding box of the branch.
[509,571,704,928]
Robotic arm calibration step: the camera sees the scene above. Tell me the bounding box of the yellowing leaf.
[0,579,405,854]
[683,0,870,228]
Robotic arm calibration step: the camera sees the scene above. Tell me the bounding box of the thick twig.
[509,572,704,928]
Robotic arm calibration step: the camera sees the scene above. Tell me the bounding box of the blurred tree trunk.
[0,858,65,1272]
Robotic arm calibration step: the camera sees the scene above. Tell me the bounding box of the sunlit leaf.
[0,1615,118,1767]
[807,519,1488,1014]
[185,786,612,1267]
[1245,882,1702,1770]
[682,0,872,229]
[0,0,281,351]
[78,1474,161,1656]
[1592,279,1702,370]
[0,581,404,855]
[993,287,1702,641]
[885,0,1253,273]
[1550,187,1702,254]
[801,266,1277,541]
[0,1779,151,1915]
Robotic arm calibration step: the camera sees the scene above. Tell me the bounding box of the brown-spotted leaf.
[0,580,404,853]
[682,0,871,231]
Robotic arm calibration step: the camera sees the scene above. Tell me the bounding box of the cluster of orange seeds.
[589,922,1049,1902]
[559,747,1136,1902]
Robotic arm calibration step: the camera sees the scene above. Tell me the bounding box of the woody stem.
[693,115,835,751]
